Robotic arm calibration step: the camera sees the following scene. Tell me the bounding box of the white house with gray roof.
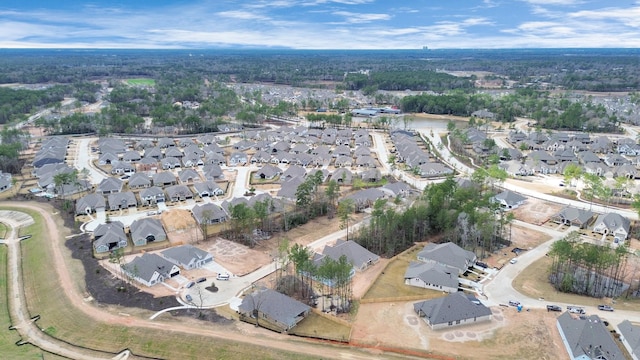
[413,292,491,330]
[130,218,167,247]
[192,203,228,224]
[238,287,311,333]
[404,261,459,293]
[417,242,477,275]
[97,177,123,194]
[490,190,527,209]
[75,193,106,215]
[618,320,640,360]
[192,181,224,198]
[592,213,631,242]
[314,239,379,273]
[161,245,213,270]
[107,191,137,211]
[557,312,623,360]
[123,253,180,287]
[93,221,127,253]
[551,206,596,229]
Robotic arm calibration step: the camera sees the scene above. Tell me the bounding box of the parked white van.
[216,273,230,281]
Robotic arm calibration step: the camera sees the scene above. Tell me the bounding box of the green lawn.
[0,243,65,359]
[9,206,316,360]
[0,222,7,239]
[363,246,443,300]
[125,78,155,86]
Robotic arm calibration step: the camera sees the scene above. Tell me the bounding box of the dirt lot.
[512,196,563,225]
[204,238,272,276]
[351,301,567,360]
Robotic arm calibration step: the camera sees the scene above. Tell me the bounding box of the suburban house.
[417,242,477,275]
[313,239,380,273]
[551,206,596,228]
[110,161,136,175]
[254,165,282,180]
[128,173,152,189]
[152,171,177,187]
[490,190,527,209]
[96,177,124,194]
[592,213,631,242]
[418,162,454,178]
[332,168,353,184]
[129,218,167,247]
[238,287,311,333]
[107,191,137,211]
[404,261,460,293]
[618,320,640,360]
[344,188,386,211]
[178,169,201,183]
[140,186,165,205]
[202,164,224,180]
[192,181,224,198]
[75,193,106,215]
[165,184,193,202]
[229,152,248,166]
[161,245,213,270]
[277,177,303,199]
[93,221,127,253]
[122,252,180,287]
[0,172,12,193]
[192,203,228,224]
[556,312,623,360]
[413,292,492,330]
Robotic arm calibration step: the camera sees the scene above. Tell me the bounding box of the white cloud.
[331,11,391,24]
[217,10,271,21]
[522,0,583,5]
[569,6,640,27]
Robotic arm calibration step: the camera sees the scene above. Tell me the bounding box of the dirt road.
[0,202,398,360]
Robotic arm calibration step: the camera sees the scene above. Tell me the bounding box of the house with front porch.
[123,253,180,287]
[130,218,167,246]
[414,292,492,330]
[161,245,213,270]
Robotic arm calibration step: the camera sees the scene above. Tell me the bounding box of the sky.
[1,0,640,49]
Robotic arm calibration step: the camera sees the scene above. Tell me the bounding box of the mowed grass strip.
[0,245,63,360]
[362,245,443,301]
[125,78,155,86]
[13,207,313,360]
[289,312,351,342]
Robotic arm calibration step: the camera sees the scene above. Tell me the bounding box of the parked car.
[546,304,562,312]
[185,281,195,289]
[567,306,585,314]
[196,277,206,283]
[509,258,518,264]
[185,294,192,302]
[476,261,488,269]
[508,300,521,307]
[598,305,614,312]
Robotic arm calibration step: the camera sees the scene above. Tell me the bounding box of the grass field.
[10,207,316,360]
[125,78,155,86]
[0,222,7,239]
[362,245,443,300]
[0,241,66,359]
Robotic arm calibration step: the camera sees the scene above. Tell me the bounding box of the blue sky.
[1,0,639,49]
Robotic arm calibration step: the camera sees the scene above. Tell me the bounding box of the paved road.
[73,137,107,183]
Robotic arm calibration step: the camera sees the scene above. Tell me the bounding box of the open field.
[12,206,317,360]
[288,312,352,342]
[124,78,155,86]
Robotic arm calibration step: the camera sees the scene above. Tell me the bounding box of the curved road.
[1,202,396,360]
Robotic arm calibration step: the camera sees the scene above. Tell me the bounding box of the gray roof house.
[229,152,248,166]
[254,165,282,180]
[75,193,106,215]
[417,242,477,275]
[0,172,12,193]
[127,173,152,189]
[404,261,459,293]
[551,206,596,228]
[107,191,137,211]
[152,171,177,187]
[557,312,624,360]
[277,177,303,199]
[618,320,640,360]
[130,218,167,247]
[93,221,127,253]
[97,177,123,195]
[192,203,228,224]
[165,184,193,202]
[193,180,224,198]
[238,287,311,332]
[592,213,631,242]
[314,239,380,272]
[491,190,527,209]
[161,157,181,170]
[202,164,224,181]
[414,292,492,330]
[140,186,165,205]
[418,162,454,178]
[122,150,142,163]
[123,253,180,287]
[161,245,213,270]
[178,168,201,183]
[282,165,307,182]
[332,168,353,184]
